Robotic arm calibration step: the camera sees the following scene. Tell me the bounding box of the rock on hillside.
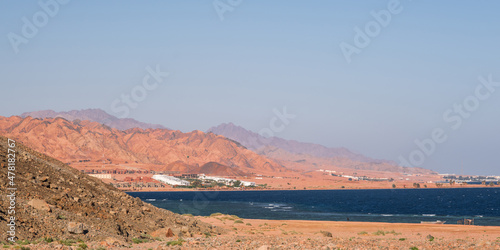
[0,135,221,243]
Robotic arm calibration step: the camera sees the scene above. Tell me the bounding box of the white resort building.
[199,175,256,187]
[152,175,190,186]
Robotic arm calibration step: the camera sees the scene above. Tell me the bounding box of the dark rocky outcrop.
[0,135,222,242]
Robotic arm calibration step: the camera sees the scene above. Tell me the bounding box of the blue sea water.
[128,188,500,226]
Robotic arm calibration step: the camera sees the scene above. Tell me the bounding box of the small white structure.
[240,181,256,187]
[152,175,190,186]
[89,174,112,179]
[199,175,255,187]
[199,175,234,185]
[341,175,358,180]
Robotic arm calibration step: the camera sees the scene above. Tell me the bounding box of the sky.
[1,1,499,175]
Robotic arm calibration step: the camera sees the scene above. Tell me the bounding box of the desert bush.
[166,239,185,246]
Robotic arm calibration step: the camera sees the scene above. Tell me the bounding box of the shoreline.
[124,185,500,193]
[201,217,500,229]
[125,188,500,227]
[21,217,500,249]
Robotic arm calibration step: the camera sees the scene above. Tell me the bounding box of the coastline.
[126,187,500,228]
[124,185,500,193]
[19,216,500,249]
[189,216,500,249]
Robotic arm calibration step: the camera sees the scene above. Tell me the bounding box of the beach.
[27,216,500,249]
[192,217,500,249]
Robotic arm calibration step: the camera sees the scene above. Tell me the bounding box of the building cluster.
[81,169,152,175]
[81,168,257,188]
[199,175,256,187]
[88,174,112,179]
[152,175,190,186]
[80,168,195,175]
[113,182,166,188]
[111,176,166,189]
[147,174,256,187]
[317,169,337,174]
[440,174,500,185]
[326,171,391,182]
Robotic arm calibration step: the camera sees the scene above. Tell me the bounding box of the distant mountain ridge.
[207,123,434,174]
[14,109,434,174]
[207,122,388,163]
[21,109,166,131]
[0,116,286,176]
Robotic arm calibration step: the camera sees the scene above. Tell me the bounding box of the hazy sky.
[1,1,499,175]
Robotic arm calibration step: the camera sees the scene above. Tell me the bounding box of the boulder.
[104,237,127,247]
[151,228,175,238]
[28,199,51,212]
[320,230,333,237]
[67,222,85,234]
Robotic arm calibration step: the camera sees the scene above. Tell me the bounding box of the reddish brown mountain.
[0,135,218,242]
[0,116,287,176]
[21,108,166,130]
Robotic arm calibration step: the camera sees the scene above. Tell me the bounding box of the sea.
[128,188,500,226]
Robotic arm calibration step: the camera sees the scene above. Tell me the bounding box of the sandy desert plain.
[27,214,500,249]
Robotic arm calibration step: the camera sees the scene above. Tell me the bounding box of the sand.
[18,215,500,249]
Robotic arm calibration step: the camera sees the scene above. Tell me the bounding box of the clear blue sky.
[1,1,499,175]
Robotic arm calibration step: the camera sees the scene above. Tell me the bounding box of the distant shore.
[123,185,500,193]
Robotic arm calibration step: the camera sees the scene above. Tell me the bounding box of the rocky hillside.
[208,123,435,174]
[0,116,287,176]
[0,135,221,244]
[21,109,166,131]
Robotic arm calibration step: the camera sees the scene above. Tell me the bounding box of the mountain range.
[207,123,434,174]
[21,109,166,130]
[0,116,286,176]
[207,122,389,163]
[12,109,435,175]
